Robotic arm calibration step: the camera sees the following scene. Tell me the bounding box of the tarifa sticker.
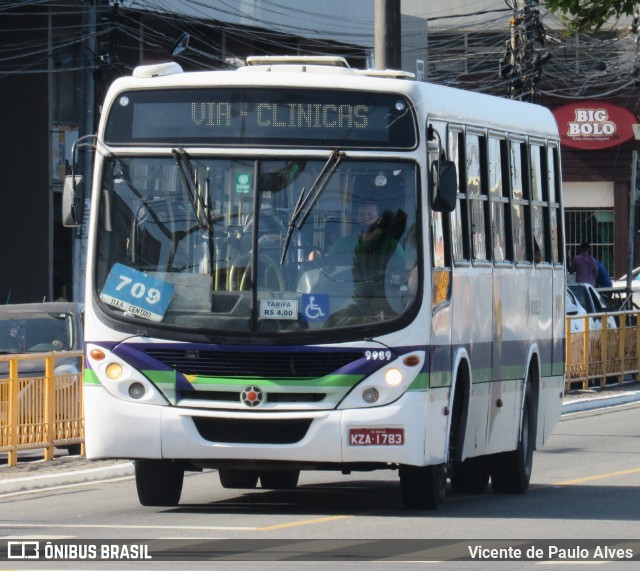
[259,298,298,320]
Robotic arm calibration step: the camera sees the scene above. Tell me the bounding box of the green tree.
[545,0,638,32]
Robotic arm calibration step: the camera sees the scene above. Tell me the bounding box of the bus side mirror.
[62,175,84,227]
[430,159,457,213]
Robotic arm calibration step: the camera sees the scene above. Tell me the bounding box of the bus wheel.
[134,460,184,506]
[218,469,259,489]
[260,470,300,489]
[64,443,82,456]
[491,382,535,494]
[399,464,446,509]
[450,456,489,493]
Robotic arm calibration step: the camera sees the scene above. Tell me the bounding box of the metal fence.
[565,311,640,391]
[0,351,84,467]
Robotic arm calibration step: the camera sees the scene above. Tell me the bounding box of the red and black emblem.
[240,386,264,407]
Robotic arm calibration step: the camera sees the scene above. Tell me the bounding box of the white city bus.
[64,55,565,509]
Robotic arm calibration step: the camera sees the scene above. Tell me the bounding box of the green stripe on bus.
[407,372,430,390]
[150,373,363,388]
[83,368,102,386]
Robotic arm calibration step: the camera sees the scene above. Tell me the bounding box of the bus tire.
[399,464,446,509]
[491,381,535,494]
[450,456,489,493]
[218,469,259,489]
[64,444,82,456]
[134,460,184,506]
[260,470,300,489]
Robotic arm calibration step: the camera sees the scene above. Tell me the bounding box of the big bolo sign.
[552,101,638,150]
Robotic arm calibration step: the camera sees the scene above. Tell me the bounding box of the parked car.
[0,302,84,454]
[566,289,595,332]
[0,301,83,361]
[567,283,617,329]
[610,267,640,309]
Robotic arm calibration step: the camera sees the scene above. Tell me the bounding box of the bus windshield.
[95,156,419,337]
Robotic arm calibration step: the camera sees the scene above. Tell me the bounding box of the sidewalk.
[2,380,640,494]
[561,378,640,413]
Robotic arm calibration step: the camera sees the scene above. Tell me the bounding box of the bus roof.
[104,60,559,141]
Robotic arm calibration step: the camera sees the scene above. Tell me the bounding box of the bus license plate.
[349,428,404,446]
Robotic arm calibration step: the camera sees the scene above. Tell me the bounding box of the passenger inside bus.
[317,197,408,324]
[328,202,403,259]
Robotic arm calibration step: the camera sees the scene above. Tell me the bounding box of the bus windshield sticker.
[301,294,329,322]
[235,173,252,194]
[258,299,298,320]
[100,263,175,322]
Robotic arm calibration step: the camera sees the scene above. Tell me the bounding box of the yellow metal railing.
[565,311,640,392]
[0,351,84,467]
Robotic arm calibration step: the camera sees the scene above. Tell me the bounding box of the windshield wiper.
[280,149,344,264]
[172,147,210,230]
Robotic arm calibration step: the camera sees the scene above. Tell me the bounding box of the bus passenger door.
[428,123,453,397]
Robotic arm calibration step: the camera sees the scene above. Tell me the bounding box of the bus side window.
[547,145,563,265]
[530,144,547,263]
[449,128,469,263]
[510,140,529,262]
[466,131,488,261]
[488,136,510,262]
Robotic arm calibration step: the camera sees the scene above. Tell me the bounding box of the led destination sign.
[105,88,416,149]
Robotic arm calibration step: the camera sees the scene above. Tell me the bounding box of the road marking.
[0,478,353,533]
[0,476,134,499]
[0,522,255,531]
[255,515,352,530]
[554,467,640,486]
[0,517,353,533]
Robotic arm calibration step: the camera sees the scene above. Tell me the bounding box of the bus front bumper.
[83,385,450,467]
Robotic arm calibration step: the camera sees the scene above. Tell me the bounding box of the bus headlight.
[338,351,425,410]
[106,363,123,380]
[85,343,169,406]
[385,368,403,387]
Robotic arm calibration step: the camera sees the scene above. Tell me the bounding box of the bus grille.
[191,417,313,444]
[180,390,325,403]
[144,348,363,379]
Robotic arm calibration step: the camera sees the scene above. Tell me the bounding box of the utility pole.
[74,0,97,303]
[374,0,401,70]
[628,10,640,299]
[499,0,550,101]
[628,152,640,295]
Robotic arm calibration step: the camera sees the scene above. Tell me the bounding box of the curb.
[0,462,134,495]
[561,390,640,414]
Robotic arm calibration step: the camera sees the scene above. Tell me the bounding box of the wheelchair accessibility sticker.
[302,294,329,322]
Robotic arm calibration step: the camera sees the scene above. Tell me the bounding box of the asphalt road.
[0,403,640,571]
[2,379,639,493]
[0,383,639,569]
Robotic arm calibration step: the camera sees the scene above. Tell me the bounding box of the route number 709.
[115,274,162,305]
